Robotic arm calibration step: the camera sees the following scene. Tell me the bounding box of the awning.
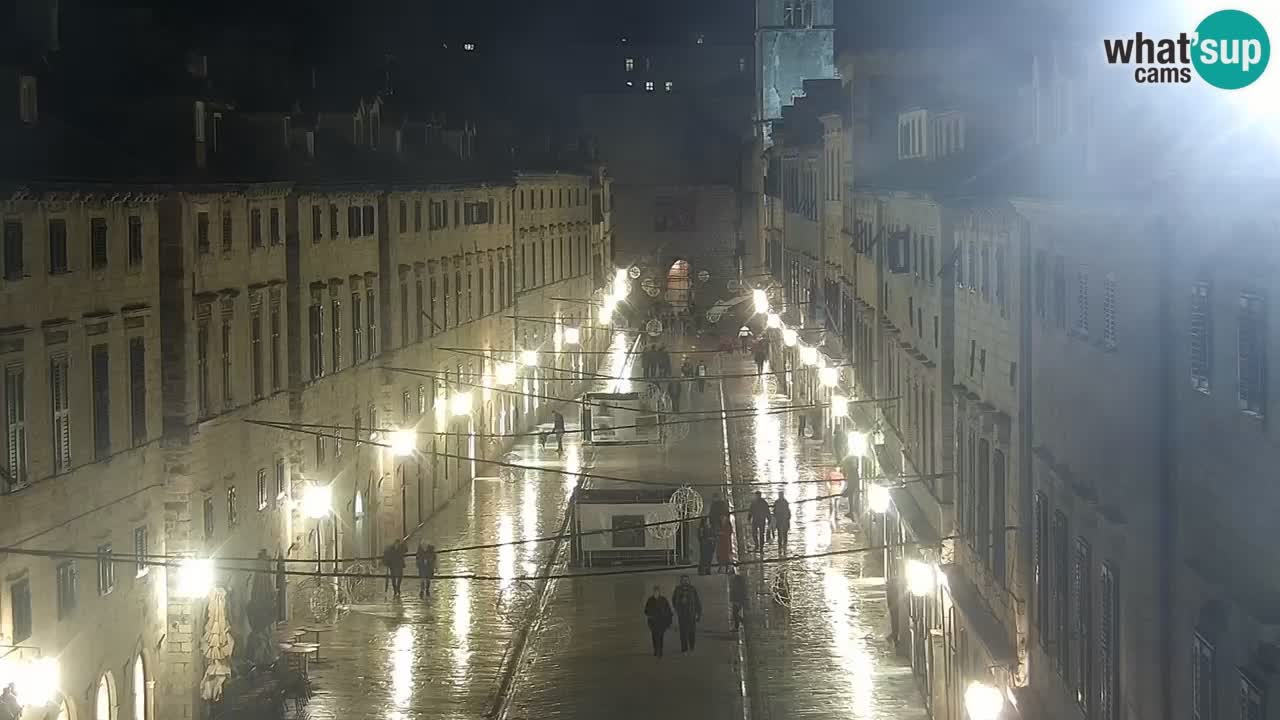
[940,564,1018,666]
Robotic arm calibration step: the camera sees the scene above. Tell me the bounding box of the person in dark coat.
[716,515,734,573]
[384,541,406,598]
[643,585,674,657]
[753,342,768,375]
[695,360,708,393]
[552,409,566,454]
[729,568,749,631]
[416,542,437,599]
[772,495,792,556]
[708,493,729,532]
[668,379,682,412]
[671,575,703,652]
[696,517,716,575]
[748,491,771,552]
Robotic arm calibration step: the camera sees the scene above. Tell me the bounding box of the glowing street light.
[831,394,848,418]
[451,391,473,416]
[965,681,1005,720]
[847,431,869,458]
[782,328,798,347]
[563,327,581,346]
[389,429,416,457]
[868,484,891,514]
[176,557,215,598]
[819,366,839,387]
[799,345,819,366]
[766,312,782,329]
[600,299,616,324]
[752,288,769,314]
[615,268,628,286]
[495,361,518,386]
[520,349,538,367]
[906,559,937,596]
[303,483,332,519]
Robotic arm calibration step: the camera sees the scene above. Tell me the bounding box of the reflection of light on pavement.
[607,332,634,393]
[824,568,875,719]
[389,624,415,711]
[498,515,515,590]
[564,444,581,491]
[521,471,538,545]
[451,568,472,682]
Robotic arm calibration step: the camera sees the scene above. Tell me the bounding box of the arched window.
[96,672,116,720]
[783,1,795,27]
[992,449,1007,584]
[799,0,811,26]
[977,438,990,568]
[133,655,146,720]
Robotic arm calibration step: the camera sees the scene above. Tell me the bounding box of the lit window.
[696,34,704,45]
[463,43,475,51]
[665,81,673,92]
[625,58,634,72]
[626,81,633,87]
[645,81,654,92]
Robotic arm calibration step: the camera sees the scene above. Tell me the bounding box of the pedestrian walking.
[753,343,767,375]
[383,541,406,598]
[709,493,729,532]
[773,495,792,556]
[416,542,437,599]
[668,379,682,412]
[643,585,674,657]
[671,575,703,652]
[0,683,20,720]
[696,517,716,575]
[738,326,751,354]
[749,491,771,552]
[716,514,734,573]
[552,409,566,455]
[696,360,707,393]
[729,568,749,631]
[886,573,901,643]
[659,346,672,377]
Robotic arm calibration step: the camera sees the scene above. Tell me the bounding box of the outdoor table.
[295,625,332,655]
[282,645,317,676]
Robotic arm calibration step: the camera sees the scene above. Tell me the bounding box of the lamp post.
[302,483,332,575]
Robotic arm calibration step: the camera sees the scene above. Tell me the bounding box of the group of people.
[642,344,674,379]
[381,540,438,599]
[643,571,750,657]
[692,490,792,579]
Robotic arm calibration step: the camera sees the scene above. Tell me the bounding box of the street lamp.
[176,557,215,598]
[563,326,581,346]
[766,312,782,329]
[831,394,849,418]
[520,349,538,367]
[906,559,937,596]
[965,682,1005,720]
[782,328,798,347]
[303,482,332,520]
[451,391,473,417]
[752,288,769,314]
[600,300,616,325]
[389,429,415,457]
[496,361,518,386]
[847,430,869,458]
[799,345,818,366]
[819,366,839,388]
[868,484,891,514]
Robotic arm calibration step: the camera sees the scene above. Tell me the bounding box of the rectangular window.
[1052,511,1070,676]
[197,212,210,255]
[980,243,990,301]
[1075,265,1090,335]
[1072,538,1093,715]
[400,283,409,345]
[1191,281,1212,392]
[56,562,77,620]
[1034,251,1047,319]
[1053,255,1066,329]
[10,578,30,642]
[257,468,268,510]
[197,320,210,415]
[48,219,67,273]
[97,544,114,595]
[227,486,238,527]
[466,269,474,321]
[4,366,26,484]
[275,458,286,500]
[269,299,281,391]
[270,207,281,245]
[222,210,233,252]
[330,205,339,237]
[367,288,378,357]
[90,217,107,268]
[1239,291,1266,416]
[478,265,486,316]
[312,205,323,244]
[417,277,426,340]
[3,221,23,279]
[332,297,344,370]
[995,245,1007,314]
[250,309,263,399]
[123,215,141,268]
[1103,274,1118,348]
[414,201,423,232]
[309,295,324,379]
[251,209,263,248]
[362,206,375,236]
[221,319,233,408]
[418,385,427,415]
[50,354,70,472]
[134,525,148,576]
[1194,633,1216,720]
[91,343,110,460]
[203,497,215,538]
[402,390,412,421]
[350,293,360,364]
[399,200,408,232]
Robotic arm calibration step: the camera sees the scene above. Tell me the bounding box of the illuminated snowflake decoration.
[770,569,794,608]
[727,278,743,292]
[645,319,664,337]
[301,577,338,622]
[646,505,679,540]
[642,278,660,297]
[497,580,538,623]
[628,265,642,279]
[640,383,672,414]
[697,269,710,283]
[340,561,379,605]
[500,452,523,481]
[668,485,704,520]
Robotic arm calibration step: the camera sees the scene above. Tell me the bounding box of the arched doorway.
[665,260,691,310]
[132,655,146,720]
[95,673,116,720]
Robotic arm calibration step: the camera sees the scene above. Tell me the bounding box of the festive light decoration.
[563,327,581,346]
[831,394,849,418]
[766,313,782,329]
[868,484,891,514]
[752,288,769,314]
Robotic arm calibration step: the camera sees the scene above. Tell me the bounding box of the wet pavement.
[718,351,931,720]
[300,334,637,720]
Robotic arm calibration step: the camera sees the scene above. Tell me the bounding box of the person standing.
[716,514,734,573]
[416,542,437,599]
[643,585,674,657]
[697,517,716,575]
[729,568,749,631]
[552,409,566,455]
[696,360,707,393]
[772,495,792,556]
[708,493,729,532]
[738,326,751,354]
[671,575,703,652]
[382,542,400,596]
[753,342,767,375]
[668,378,683,412]
[749,491,771,552]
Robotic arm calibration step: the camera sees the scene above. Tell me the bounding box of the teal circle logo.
[1193,9,1270,89]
